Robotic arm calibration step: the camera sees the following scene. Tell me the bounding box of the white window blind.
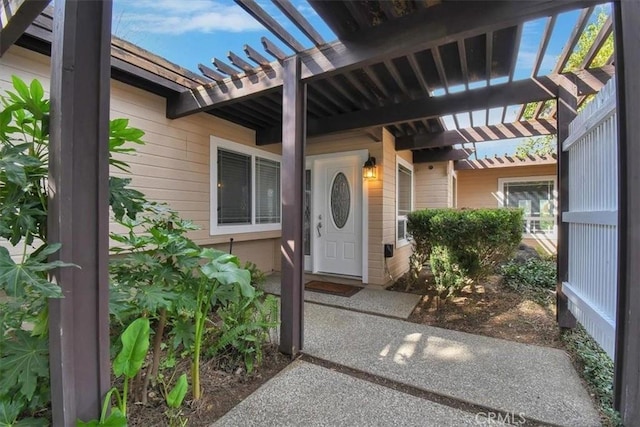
[255,157,280,224]
[217,149,251,225]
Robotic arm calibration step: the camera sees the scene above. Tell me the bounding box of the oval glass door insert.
[330,172,350,229]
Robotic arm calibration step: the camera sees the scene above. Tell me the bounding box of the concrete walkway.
[262,273,421,319]
[216,281,601,427]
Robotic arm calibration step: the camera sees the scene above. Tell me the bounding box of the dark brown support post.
[279,55,306,356]
[613,2,640,423]
[556,80,577,329]
[48,0,112,425]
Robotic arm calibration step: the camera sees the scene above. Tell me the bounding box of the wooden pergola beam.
[168,0,598,119]
[198,63,225,82]
[396,119,557,150]
[234,0,305,52]
[244,43,272,68]
[272,0,325,47]
[261,36,287,60]
[613,2,640,424]
[556,79,578,330]
[0,0,49,56]
[257,66,614,145]
[413,147,473,163]
[279,55,306,356]
[228,51,256,74]
[48,0,112,424]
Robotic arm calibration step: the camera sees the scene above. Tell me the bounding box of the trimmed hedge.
[407,208,523,296]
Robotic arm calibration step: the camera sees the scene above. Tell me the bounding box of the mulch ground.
[127,346,290,426]
[388,272,562,348]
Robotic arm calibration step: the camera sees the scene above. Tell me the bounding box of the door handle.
[316,221,322,237]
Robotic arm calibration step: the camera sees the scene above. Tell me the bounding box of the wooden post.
[613,2,640,423]
[48,1,112,425]
[556,80,577,329]
[279,55,306,355]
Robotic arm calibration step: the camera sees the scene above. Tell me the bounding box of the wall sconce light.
[363,155,377,180]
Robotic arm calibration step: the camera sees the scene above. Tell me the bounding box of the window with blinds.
[255,157,280,224]
[397,159,413,245]
[217,149,251,225]
[500,177,556,236]
[211,137,282,235]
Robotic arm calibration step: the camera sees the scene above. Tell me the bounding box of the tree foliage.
[515,134,557,159]
[517,10,612,157]
[564,9,614,72]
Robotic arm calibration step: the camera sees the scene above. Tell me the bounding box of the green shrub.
[502,258,557,291]
[407,208,523,295]
[429,246,469,297]
[562,326,622,426]
[210,286,279,374]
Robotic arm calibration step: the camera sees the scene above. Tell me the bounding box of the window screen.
[503,180,555,234]
[398,164,412,216]
[217,149,251,225]
[255,157,280,224]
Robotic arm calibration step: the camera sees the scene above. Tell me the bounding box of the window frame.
[210,137,282,235]
[396,156,414,247]
[497,175,557,238]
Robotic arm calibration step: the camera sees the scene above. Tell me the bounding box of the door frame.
[304,149,369,282]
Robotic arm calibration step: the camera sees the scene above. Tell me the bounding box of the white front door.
[313,154,363,276]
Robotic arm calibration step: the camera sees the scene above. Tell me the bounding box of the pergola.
[1,0,639,425]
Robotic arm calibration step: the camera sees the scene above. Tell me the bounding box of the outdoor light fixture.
[363,155,377,180]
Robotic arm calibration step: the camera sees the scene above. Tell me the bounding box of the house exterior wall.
[1,46,278,272]
[414,161,453,209]
[2,45,414,284]
[380,130,413,284]
[457,163,558,253]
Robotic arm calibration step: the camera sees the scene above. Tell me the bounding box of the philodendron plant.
[77,317,151,427]
[192,249,252,400]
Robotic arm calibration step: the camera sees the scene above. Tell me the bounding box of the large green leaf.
[171,317,195,350]
[201,260,253,298]
[0,144,43,187]
[77,408,127,427]
[112,317,150,379]
[109,177,147,221]
[0,331,49,401]
[0,398,20,427]
[199,248,239,266]
[0,246,69,298]
[166,373,188,409]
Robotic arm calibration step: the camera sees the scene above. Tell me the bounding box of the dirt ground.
[389,272,562,348]
[127,346,290,426]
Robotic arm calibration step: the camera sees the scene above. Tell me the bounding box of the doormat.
[305,281,362,297]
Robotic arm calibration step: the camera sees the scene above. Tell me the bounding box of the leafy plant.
[112,318,151,416]
[193,249,252,400]
[0,398,46,427]
[164,374,188,427]
[0,76,149,422]
[501,257,556,306]
[562,326,622,426]
[109,205,201,402]
[429,246,469,298]
[502,258,557,290]
[212,288,278,374]
[407,208,523,299]
[77,318,150,426]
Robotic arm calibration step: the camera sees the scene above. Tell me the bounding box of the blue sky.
[111,1,610,158]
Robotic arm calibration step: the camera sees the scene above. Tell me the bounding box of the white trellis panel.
[562,77,618,358]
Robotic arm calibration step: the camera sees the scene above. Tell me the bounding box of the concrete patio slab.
[213,360,502,427]
[262,274,421,319]
[303,303,601,427]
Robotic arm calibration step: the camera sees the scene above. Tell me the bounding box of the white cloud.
[113,0,264,35]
